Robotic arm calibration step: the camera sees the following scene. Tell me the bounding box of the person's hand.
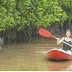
[71,45,72,48]
[56,38,60,41]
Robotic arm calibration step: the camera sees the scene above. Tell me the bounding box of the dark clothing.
[62,38,71,51]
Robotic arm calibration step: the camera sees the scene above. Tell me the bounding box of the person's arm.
[57,37,64,45]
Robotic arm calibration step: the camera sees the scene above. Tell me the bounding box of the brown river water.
[0,38,72,71]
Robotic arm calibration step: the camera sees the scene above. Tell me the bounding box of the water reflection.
[46,59,72,71]
[0,39,72,71]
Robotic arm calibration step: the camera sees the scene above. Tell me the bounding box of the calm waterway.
[0,38,72,71]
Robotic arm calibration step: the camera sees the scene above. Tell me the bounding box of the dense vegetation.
[0,0,72,44]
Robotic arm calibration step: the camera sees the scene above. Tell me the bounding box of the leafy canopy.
[0,0,68,31]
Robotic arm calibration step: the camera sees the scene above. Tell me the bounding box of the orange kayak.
[46,49,72,60]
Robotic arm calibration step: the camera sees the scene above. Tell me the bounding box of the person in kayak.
[57,29,72,53]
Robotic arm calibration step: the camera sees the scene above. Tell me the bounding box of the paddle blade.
[38,28,52,37]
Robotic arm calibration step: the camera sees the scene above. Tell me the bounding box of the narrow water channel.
[0,38,72,71]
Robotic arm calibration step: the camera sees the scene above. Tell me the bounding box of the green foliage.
[0,0,16,31]
[57,0,72,19]
[0,0,68,31]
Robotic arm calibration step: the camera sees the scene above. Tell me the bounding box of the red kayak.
[46,49,72,60]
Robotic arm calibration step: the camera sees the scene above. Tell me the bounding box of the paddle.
[38,28,72,47]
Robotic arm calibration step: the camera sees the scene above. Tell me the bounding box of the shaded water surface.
[0,38,72,71]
